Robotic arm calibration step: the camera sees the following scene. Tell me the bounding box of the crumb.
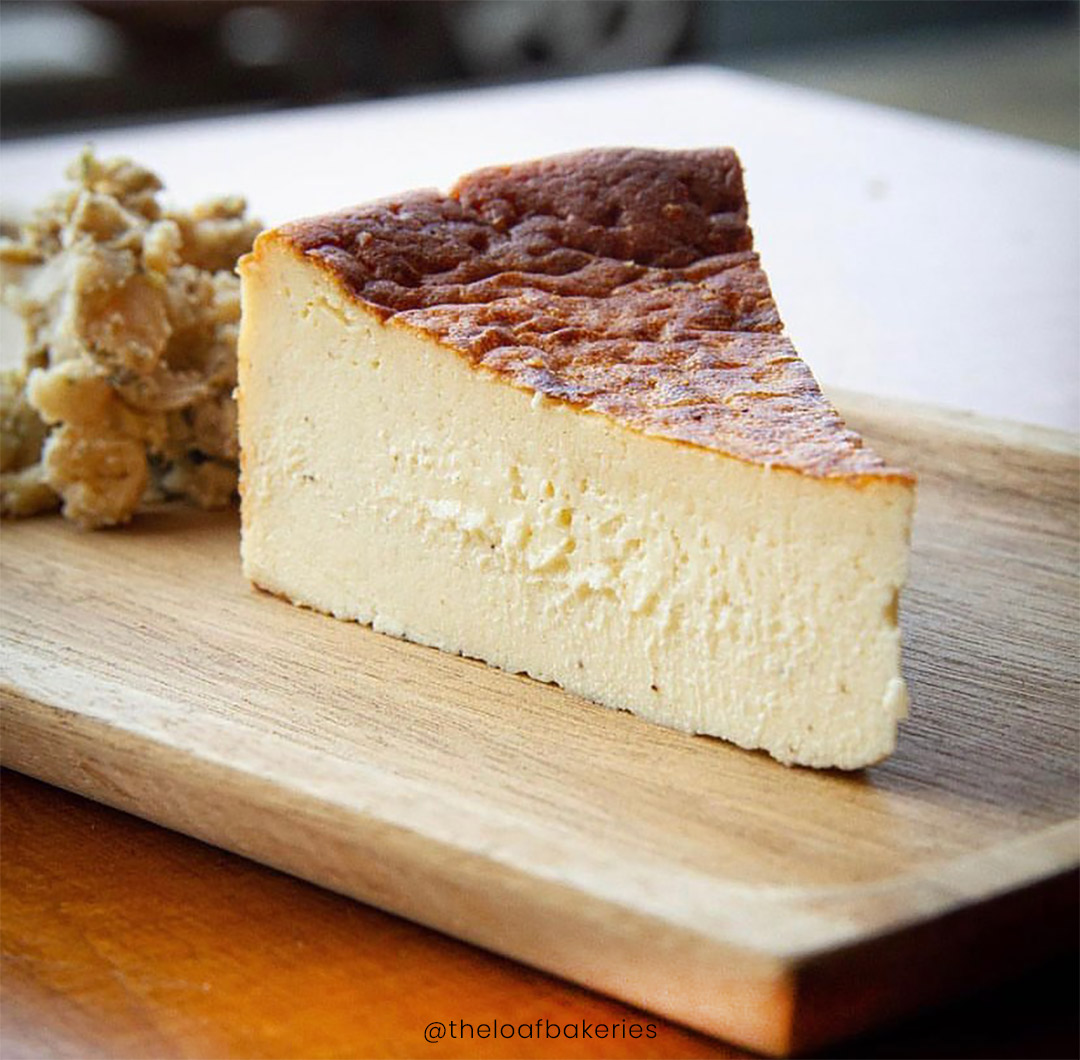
[0,149,260,528]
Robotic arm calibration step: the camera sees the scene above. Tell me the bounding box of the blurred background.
[1,0,1077,148]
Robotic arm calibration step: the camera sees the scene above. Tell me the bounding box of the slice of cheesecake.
[237,148,915,769]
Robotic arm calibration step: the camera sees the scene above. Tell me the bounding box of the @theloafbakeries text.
[424,1018,658,1043]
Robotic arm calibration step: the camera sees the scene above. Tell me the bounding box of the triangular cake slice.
[238,148,915,768]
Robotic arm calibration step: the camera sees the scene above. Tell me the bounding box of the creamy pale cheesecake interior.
[238,148,914,769]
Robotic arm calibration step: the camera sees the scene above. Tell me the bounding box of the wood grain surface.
[3,769,1077,1060]
[0,769,738,1060]
[1,395,1078,1056]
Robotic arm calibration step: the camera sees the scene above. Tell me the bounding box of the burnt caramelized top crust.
[270,148,911,480]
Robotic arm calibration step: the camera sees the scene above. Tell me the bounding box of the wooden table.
[2,68,1078,1059]
[2,770,1076,1059]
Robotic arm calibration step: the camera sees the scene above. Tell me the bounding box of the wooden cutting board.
[2,393,1077,1057]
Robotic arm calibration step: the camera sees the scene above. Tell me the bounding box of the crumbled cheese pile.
[0,150,261,528]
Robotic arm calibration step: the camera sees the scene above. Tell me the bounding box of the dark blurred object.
[445,1,690,76]
[0,0,692,138]
[0,0,1077,146]
[0,1,464,134]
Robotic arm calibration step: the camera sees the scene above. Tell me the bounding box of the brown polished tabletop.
[1,769,1076,1060]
